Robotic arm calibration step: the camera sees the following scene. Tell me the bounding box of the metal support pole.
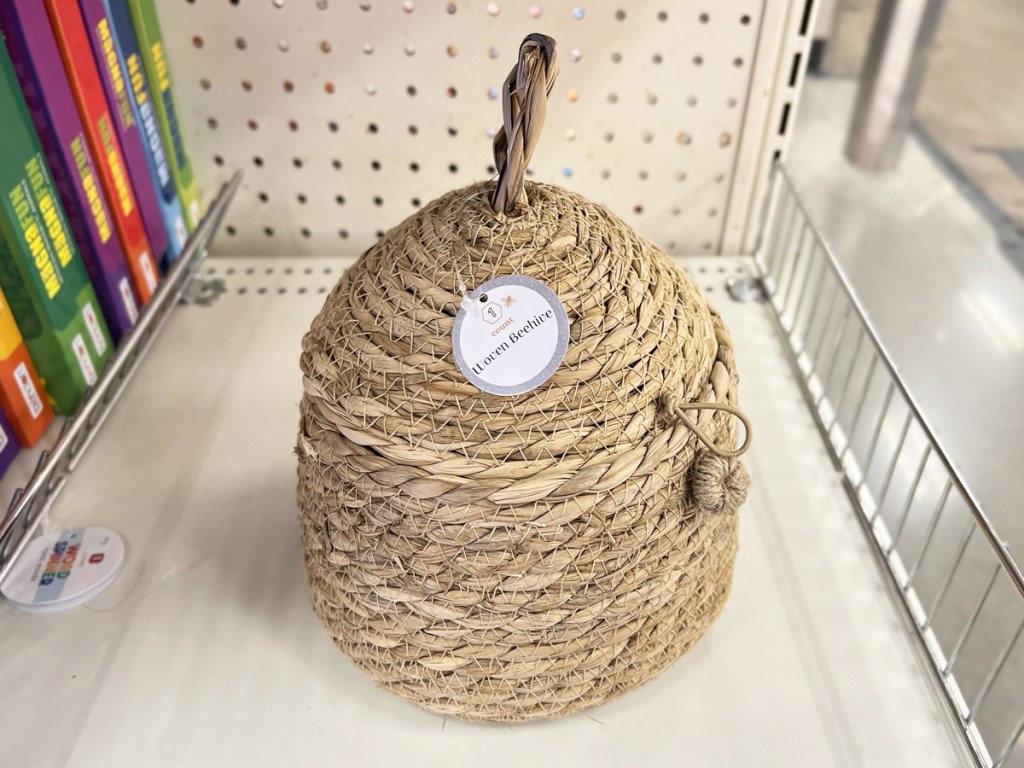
[845,0,947,171]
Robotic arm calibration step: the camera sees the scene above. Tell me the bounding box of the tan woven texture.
[296,177,751,721]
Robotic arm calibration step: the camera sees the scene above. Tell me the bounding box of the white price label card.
[452,274,569,396]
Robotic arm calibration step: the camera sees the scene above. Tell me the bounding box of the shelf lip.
[0,171,244,584]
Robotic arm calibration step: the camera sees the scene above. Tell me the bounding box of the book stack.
[0,0,199,477]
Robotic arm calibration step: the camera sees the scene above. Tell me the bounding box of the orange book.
[0,286,54,447]
[44,0,159,305]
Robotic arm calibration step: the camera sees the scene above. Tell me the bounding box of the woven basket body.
[297,181,747,721]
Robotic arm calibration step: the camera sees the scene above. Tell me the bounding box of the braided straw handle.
[491,34,559,215]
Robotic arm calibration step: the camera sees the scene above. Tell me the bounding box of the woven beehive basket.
[296,35,752,722]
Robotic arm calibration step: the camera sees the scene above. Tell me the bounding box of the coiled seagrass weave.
[297,34,752,722]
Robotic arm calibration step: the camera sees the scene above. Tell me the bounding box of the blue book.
[103,0,186,264]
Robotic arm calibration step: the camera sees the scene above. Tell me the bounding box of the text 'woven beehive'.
[297,34,752,722]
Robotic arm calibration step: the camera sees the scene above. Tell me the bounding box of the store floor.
[785,76,1024,558]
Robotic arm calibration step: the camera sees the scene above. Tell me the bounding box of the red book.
[44,0,159,305]
[0,286,54,447]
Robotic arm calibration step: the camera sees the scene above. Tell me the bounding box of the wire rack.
[756,164,1024,768]
[0,172,242,585]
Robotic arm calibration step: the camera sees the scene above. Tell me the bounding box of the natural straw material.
[296,34,751,722]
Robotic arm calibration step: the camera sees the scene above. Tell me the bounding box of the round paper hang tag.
[453,274,569,396]
[1,526,124,612]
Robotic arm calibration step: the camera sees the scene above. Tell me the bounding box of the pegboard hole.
[359,1,370,10]
[258,191,269,202]
[371,160,381,170]
[226,225,236,236]
[699,12,709,23]
[213,155,224,166]
[375,230,384,238]
[407,85,417,97]
[301,228,312,238]
[448,163,458,174]
[335,195,345,205]
[339,229,349,239]
[264,227,275,237]
[615,9,625,21]
[741,14,751,24]
[610,52,621,63]
[686,96,697,107]
[297,193,307,204]
[409,162,420,172]
[235,37,247,51]
[638,170,648,180]
[633,204,643,214]
[200,78,211,90]
[332,159,342,170]
[693,55,704,66]
[320,40,332,53]
[408,124,419,135]
[604,131,614,142]
[368,123,379,134]
[328,121,339,132]
[373,196,383,206]
[606,93,618,104]
[292,157,304,168]
[657,10,668,21]
[207,117,218,129]
[253,156,264,167]
[412,198,421,208]
[447,126,458,137]
[734,57,744,67]
[652,53,662,64]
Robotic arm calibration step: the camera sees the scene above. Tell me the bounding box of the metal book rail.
[756,164,1024,768]
[0,171,242,585]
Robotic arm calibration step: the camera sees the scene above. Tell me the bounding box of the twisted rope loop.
[491,34,559,215]
[662,397,753,459]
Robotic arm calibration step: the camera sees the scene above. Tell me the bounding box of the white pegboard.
[160,0,817,256]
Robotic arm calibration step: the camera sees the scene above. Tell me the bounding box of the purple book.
[0,409,20,479]
[0,0,138,342]
[79,0,168,263]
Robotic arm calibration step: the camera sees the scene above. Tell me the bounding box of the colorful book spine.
[0,409,21,479]
[0,286,54,447]
[125,0,201,233]
[79,0,168,265]
[0,41,113,414]
[104,0,186,262]
[43,0,159,306]
[0,0,139,343]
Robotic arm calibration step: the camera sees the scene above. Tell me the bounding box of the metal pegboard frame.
[756,164,1024,768]
[0,172,243,585]
[157,0,815,257]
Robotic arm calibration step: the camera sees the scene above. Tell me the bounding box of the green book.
[0,41,113,414]
[124,0,200,232]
